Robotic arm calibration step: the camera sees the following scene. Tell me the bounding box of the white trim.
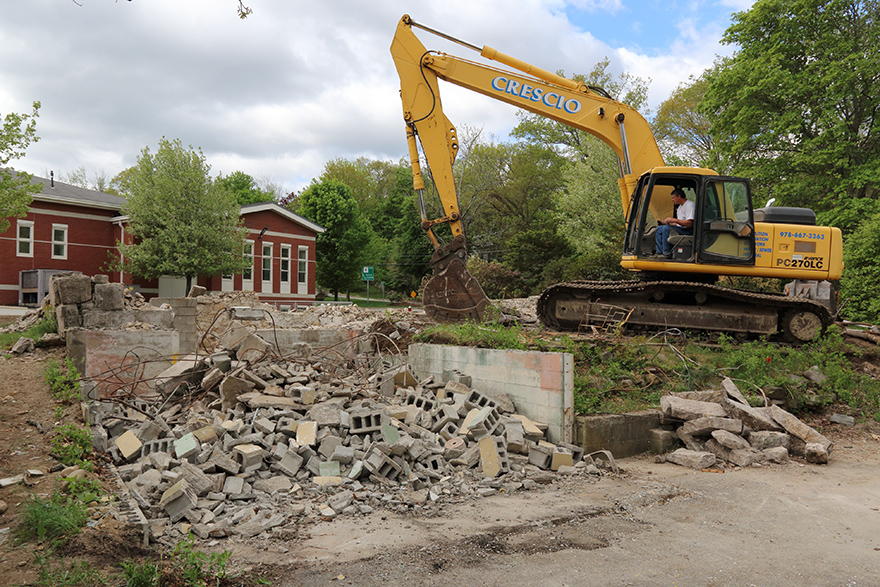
[51,223,68,260]
[240,202,325,233]
[245,228,316,242]
[0,284,20,291]
[261,242,273,294]
[297,246,309,295]
[279,244,291,295]
[242,240,254,291]
[16,219,34,258]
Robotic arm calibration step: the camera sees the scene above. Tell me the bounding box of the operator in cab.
[655,188,695,257]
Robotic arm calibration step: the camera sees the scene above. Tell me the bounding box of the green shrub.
[171,533,232,586]
[120,559,160,587]
[465,256,529,299]
[52,423,92,467]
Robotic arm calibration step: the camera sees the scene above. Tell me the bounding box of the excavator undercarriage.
[537,280,833,343]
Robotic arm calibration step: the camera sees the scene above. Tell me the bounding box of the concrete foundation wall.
[408,343,573,443]
[67,329,179,398]
[572,410,663,458]
[256,328,369,357]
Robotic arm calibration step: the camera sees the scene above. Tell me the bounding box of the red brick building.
[0,174,324,309]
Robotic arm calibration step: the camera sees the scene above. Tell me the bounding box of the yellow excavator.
[391,15,843,342]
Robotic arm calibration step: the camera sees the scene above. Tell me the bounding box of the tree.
[298,179,372,300]
[703,0,880,211]
[320,157,400,232]
[653,65,735,171]
[0,101,41,235]
[116,138,249,292]
[216,171,275,206]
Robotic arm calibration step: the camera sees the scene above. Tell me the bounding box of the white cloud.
[0,0,740,194]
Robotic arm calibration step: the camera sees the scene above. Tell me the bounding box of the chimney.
[50,170,54,187]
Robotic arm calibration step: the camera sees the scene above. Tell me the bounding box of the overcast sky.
[1,0,753,195]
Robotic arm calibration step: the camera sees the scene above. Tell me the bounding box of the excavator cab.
[625,170,756,270]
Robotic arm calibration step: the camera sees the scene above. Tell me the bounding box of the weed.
[120,559,160,587]
[33,553,109,586]
[171,533,233,586]
[54,405,65,419]
[45,357,82,404]
[66,477,103,503]
[52,423,92,467]
[15,491,89,546]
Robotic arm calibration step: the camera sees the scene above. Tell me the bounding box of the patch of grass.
[45,357,82,404]
[16,491,89,547]
[414,321,527,350]
[52,423,92,468]
[0,306,57,349]
[33,553,109,586]
[66,477,103,503]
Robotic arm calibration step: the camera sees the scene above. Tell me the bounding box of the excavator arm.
[391,15,666,321]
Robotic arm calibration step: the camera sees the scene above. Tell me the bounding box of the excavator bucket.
[422,235,492,322]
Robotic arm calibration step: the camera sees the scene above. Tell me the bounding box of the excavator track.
[537,280,833,343]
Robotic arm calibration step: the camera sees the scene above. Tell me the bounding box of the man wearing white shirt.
[655,188,695,257]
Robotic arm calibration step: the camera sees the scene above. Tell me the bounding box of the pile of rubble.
[85,322,600,545]
[658,378,833,469]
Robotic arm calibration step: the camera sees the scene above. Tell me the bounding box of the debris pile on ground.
[83,325,605,545]
[659,377,833,468]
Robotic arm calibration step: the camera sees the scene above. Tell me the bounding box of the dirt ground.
[1,335,880,586]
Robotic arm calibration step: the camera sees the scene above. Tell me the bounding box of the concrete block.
[313,476,342,487]
[479,436,509,477]
[192,426,218,444]
[723,398,782,432]
[159,479,197,522]
[154,355,207,395]
[254,418,276,434]
[527,443,553,469]
[748,431,790,450]
[318,436,342,459]
[174,433,200,460]
[767,405,832,452]
[679,417,744,437]
[223,476,245,494]
[649,428,680,453]
[297,421,317,446]
[177,461,214,496]
[363,446,402,481]
[573,411,663,459]
[237,333,271,363]
[350,410,385,435]
[233,443,264,473]
[728,448,760,467]
[551,449,574,471]
[763,446,789,463]
[404,392,435,412]
[114,430,142,461]
[273,452,304,477]
[319,461,341,477]
[56,304,82,333]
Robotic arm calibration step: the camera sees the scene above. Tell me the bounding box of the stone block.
[723,398,781,432]
[93,282,124,311]
[748,431,790,450]
[649,428,680,453]
[767,405,832,452]
[762,446,789,463]
[679,417,744,437]
[273,451,304,477]
[728,448,760,467]
[237,333,272,363]
[660,396,727,420]
[52,273,92,305]
[56,304,82,332]
[220,376,255,411]
[665,448,716,469]
[254,476,292,493]
[711,430,751,451]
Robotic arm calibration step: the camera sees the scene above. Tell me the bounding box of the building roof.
[26,172,126,211]
[240,202,325,234]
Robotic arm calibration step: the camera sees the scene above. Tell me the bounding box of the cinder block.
[551,449,574,471]
[114,430,142,461]
[159,479,197,522]
[527,442,553,469]
[233,443,264,473]
[479,436,510,477]
[296,421,317,446]
[174,433,200,460]
[350,410,385,435]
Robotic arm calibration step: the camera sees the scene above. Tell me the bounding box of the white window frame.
[16,219,34,258]
[297,246,308,295]
[242,240,254,291]
[51,223,68,260]
[279,244,291,295]
[261,242,273,294]
[221,275,234,292]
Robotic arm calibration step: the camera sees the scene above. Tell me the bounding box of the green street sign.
[362,266,374,281]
